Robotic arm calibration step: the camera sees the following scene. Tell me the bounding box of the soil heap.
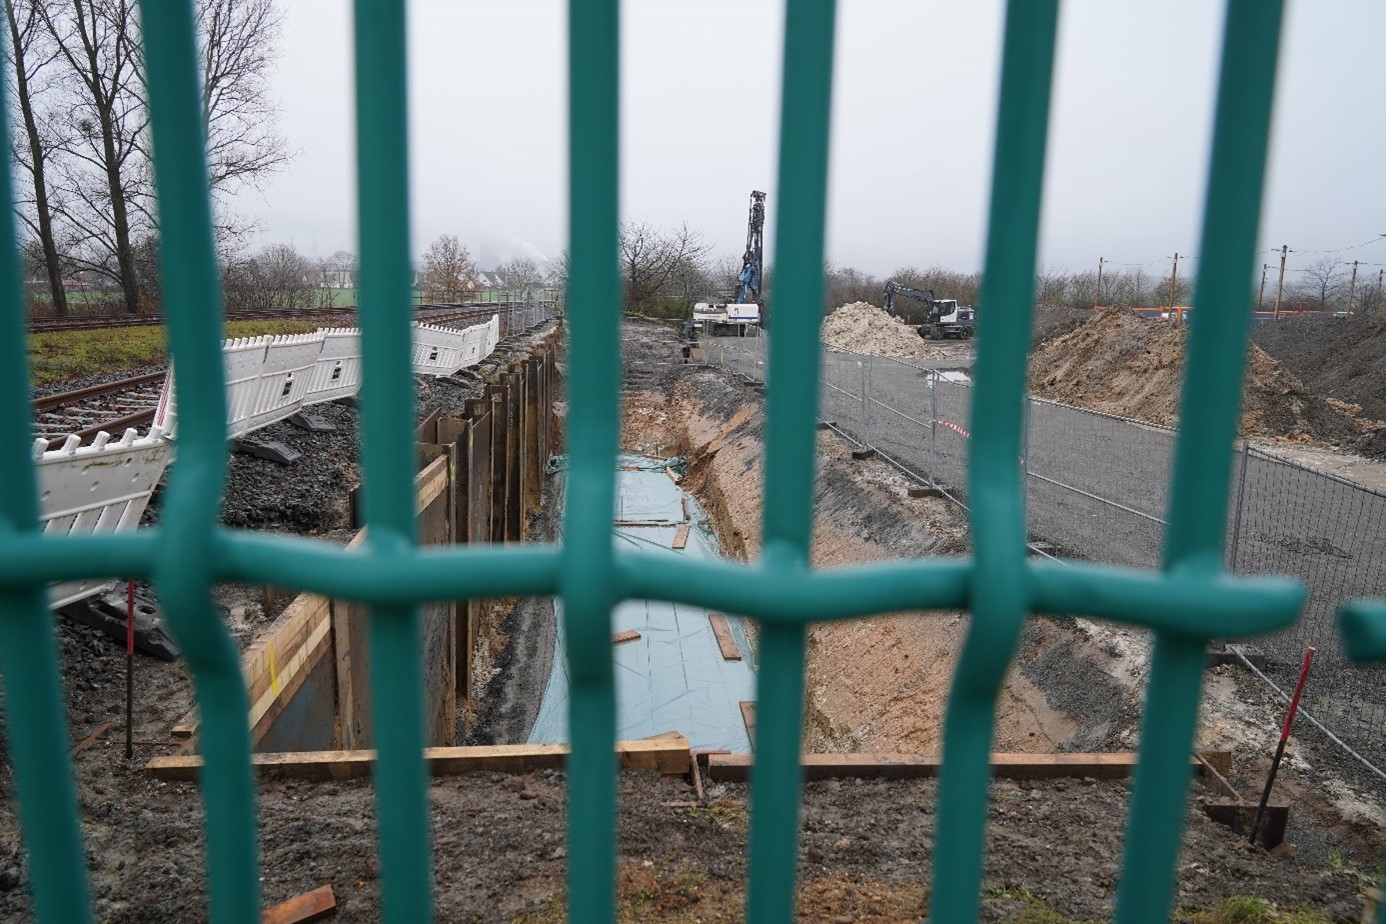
[821,301,943,361]
[1028,309,1363,446]
[1253,314,1386,419]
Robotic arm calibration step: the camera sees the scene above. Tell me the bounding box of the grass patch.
[1182,895,1336,923]
[28,320,322,386]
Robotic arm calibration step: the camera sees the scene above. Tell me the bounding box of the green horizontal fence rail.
[0,0,1339,921]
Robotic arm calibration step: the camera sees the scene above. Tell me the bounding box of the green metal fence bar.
[0,1,1325,921]
[562,0,622,920]
[352,0,433,919]
[932,2,1058,921]
[0,40,92,922]
[1339,600,1386,924]
[747,0,837,920]
[1117,4,1285,921]
[140,0,259,919]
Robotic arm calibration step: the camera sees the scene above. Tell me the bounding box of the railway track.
[36,371,167,449]
[28,303,520,333]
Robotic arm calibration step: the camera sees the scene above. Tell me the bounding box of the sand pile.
[821,301,943,360]
[1028,310,1363,446]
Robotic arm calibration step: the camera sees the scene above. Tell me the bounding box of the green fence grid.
[7,0,1378,921]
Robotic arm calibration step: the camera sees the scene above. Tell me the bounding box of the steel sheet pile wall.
[237,335,559,753]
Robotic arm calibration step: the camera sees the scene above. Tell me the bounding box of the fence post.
[1021,396,1031,520]
[858,356,869,449]
[1228,439,1251,571]
[929,371,938,486]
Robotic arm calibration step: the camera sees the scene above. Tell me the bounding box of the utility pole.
[1344,260,1359,315]
[1273,244,1289,320]
[1095,257,1104,309]
[1377,269,1384,316]
[1168,253,1181,325]
[1257,264,1268,314]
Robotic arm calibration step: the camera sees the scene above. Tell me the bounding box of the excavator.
[693,190,766,336]
[883,280,975,340]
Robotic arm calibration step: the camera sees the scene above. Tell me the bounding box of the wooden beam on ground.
[261,885,336,924]
[708,614,742,661]
[147,736,691,783]
[740,701,756,749]
[613,630,641,645]
[672,524,690,549]
[171,708,197,739]
[706,751,1234,784]
[71,722,112,757]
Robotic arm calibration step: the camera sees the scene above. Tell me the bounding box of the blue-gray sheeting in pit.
[529,454,757,752]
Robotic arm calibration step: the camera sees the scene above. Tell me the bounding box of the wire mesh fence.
[711,327,1386,777]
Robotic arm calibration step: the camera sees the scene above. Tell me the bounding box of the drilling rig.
[694,190,766,335]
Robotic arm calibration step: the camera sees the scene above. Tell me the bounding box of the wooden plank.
[331,596,355,750]
[665,465,681,484]
[245,595,334,736]
[672,524,690,549]
[681,497,689,521]
[171,708,197,739]
[613,630,641,645]
[614,519,671,527]
[706,751,1233,784]
[147,736,692,782]
[708,614,742,661]
[740,701,756,749]
[243,592,333,716]
[72,722,112,756]
[251,624,334,746]
[261,885,336,924]
[415,453,450,515]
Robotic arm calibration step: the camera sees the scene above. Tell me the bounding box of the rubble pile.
[820,301,943,360]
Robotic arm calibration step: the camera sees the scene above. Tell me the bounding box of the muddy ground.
[1,317,1383,921]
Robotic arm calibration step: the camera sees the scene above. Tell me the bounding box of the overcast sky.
[248,1,1386,280]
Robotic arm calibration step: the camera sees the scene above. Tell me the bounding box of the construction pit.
[1,317,1384,921]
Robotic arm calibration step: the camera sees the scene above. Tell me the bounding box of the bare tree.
[419,234,476,302]
[1299,257,1345,310]
[619,219,709,314]
[31,0,288,314]
[5,0,68,316]
[222,241,314,312]
[494,256,543,294]
[40,0,147,313]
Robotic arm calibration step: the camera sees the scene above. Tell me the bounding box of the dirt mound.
[1253,315,1386,418]
[821,301,943,361]
[1252,314,1386,459]
[1031,306,1098,347]
[1028,310,1362,445]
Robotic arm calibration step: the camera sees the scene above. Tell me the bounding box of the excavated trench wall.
[620,333,1138,757]
[194,331,561,756]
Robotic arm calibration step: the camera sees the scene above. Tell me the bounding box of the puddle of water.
[529,454,757,752]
